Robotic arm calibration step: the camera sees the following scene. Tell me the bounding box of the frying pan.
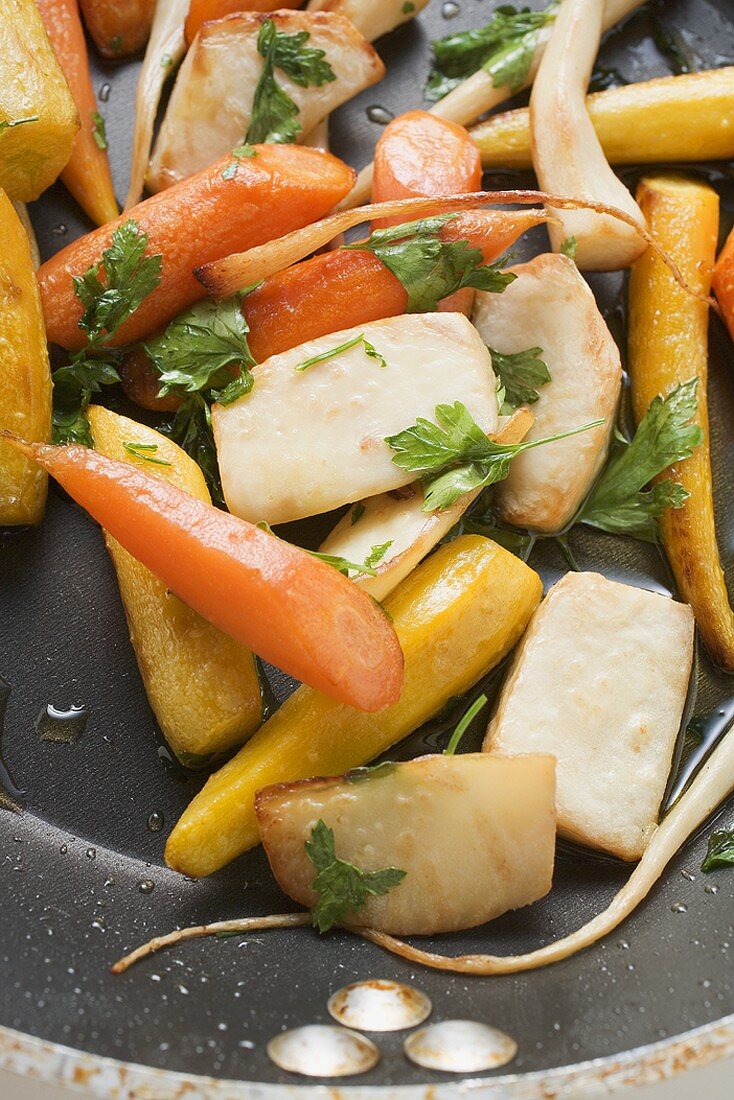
[1,0,733,1093]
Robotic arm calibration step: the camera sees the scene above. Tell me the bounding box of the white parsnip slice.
[305,0,430,43]
[212,313,498,525]
[530,0,646,269]
[148,11,384,192]
[472,253,621,533]
[255,753,556,936]
[485,572,695,861]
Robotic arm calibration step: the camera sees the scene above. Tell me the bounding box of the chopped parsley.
[122,441,171,467]
[295,332,388,372]
[701,829,734,873]
[91,110,108,150]
[490,346,550,412]
[444,694,489,755]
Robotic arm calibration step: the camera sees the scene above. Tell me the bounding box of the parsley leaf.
[444,694,489,755]
[363,541,393,569]
[122,441,172,467]
[160,394,224,506]
[578,379,702,543]
[0,114,39,135]
[305,819,406,933]
[144,297,255,399]
[386,400,601,512]
[350,502,366,526]
[425,2,558,102]
[560,235,578,260]
[701,829,734,873]
[295,332,389,373]
[247,18,335,145]
[307,551,376,577]
[490,346,550,411]
[347,215,515,313]
[91,110,108,150]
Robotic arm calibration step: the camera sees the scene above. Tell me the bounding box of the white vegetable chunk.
[306,0,430,43]
[484,572,695,861]
[255,753,557,936]
[148,11,384,191]
[530,0,647,269]
[472,253,622,533]
[213,313,499,525]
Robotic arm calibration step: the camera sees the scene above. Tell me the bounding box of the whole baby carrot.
[184,0,300,45]
[79,0,156,57]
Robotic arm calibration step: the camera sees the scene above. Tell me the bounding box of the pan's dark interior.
[1,0,733,1088]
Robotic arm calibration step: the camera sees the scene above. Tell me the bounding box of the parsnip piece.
[318,408,534,601]
[87,406,264,762]
[472,253,621,533]
[166,535,543,875]
[256,753,556,936]
[148,12,384,191]
[305,0,429,43]
[0,0,79,202]
[213,313,498,525]
[485,572,694,861]
[529,0,646,270]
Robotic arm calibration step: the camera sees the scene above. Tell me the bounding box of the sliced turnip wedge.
[147,11,384,192]
[317,408,534,601]
[255,753,557,936]
[530,0,647,269]
[212,313,499,525]
[305,0,430,43]
[124,0,189,210]
[485,572,695,860]
[472,253,622,533]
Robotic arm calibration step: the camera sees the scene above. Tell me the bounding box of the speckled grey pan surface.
[1,0,734,1092]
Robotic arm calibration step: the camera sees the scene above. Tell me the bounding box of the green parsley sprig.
[295,332,388,372]
[490,346,550,412]
[701,829,734,873]
[122,441,171,467]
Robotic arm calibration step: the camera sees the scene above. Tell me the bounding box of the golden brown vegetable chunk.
[79,0,156,58]
[87,406,264,763]
[0,190,51,525]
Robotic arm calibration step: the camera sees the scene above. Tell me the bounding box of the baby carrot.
[36,0,118,227]
[184,0,300,45]
[38,143,355,351]
[79,0,156,57]
[3,434,404,712]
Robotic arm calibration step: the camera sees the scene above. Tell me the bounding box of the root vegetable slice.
[317,408,533,601]
[485,572,695,861]
[306,0,429,43]
[472,253,621,533]
[212,312,498,525]
[529,0,646,270]
[256,753,556,936]
[148,11,384,192]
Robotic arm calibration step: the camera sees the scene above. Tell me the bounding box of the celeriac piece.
[0,190,51,525]
[305,0,430,43]
[87,406,264,763]
[0,0,79,202]
[529,0,646,270]
[213,313,498,525]
[484,572,695,861]
[256,753,556,936]
[472,253,621,533]
[148,11,384,192]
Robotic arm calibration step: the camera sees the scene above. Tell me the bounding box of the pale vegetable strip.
[340,0,644,209]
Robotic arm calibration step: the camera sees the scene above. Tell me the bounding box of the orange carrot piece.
[713,225,734,344]
[3,435,404,712]
[38,143,355,351]
[184,0,300,45]
[373,111,482,230]
[36,0,119,227]
[79,0,156,57]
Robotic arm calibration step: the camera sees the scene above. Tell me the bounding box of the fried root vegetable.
[630,175,734,671]
[38,143,355,351]
[148,12,384,192]
[529,0,646,270]
[317,408,533,601]
[256,753,556,936]
[87,406,263,761]
[185,0,301,46]
[0,0,79,203]
[11,202,40,270]
[212,313,499,525]
[1,433,404,713]
[306,0,429,43]
[0,193,52,526]
[79,0,156,57]
[472,253,621,533]
[471,68,734,171]
[124,0,189,211]
[165,535,543,877]
[713,225,734,347]
[340,0,644,209]
[485,572,694,861]
[36,0,118,226]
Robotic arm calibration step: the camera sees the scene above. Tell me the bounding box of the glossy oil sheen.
[0,0,733,1089]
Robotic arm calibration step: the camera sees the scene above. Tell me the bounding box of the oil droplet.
[267,1025,379,1078]
[680,870,695,882]
[404,1021,517,1073]
[671,902,688,913]
[53,223,68,236]
[705,883,719,895]
[618,940,630,950]
[59,845,68,854]
[366,105,394,125]
[37,704,88,744]
[86,847,96,860]
[138,880,154,894]
[328,980,431,1032]
[442,0,460,16]
[147,812,164,832]
[91,918,106,932]
[99,82,111,102]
